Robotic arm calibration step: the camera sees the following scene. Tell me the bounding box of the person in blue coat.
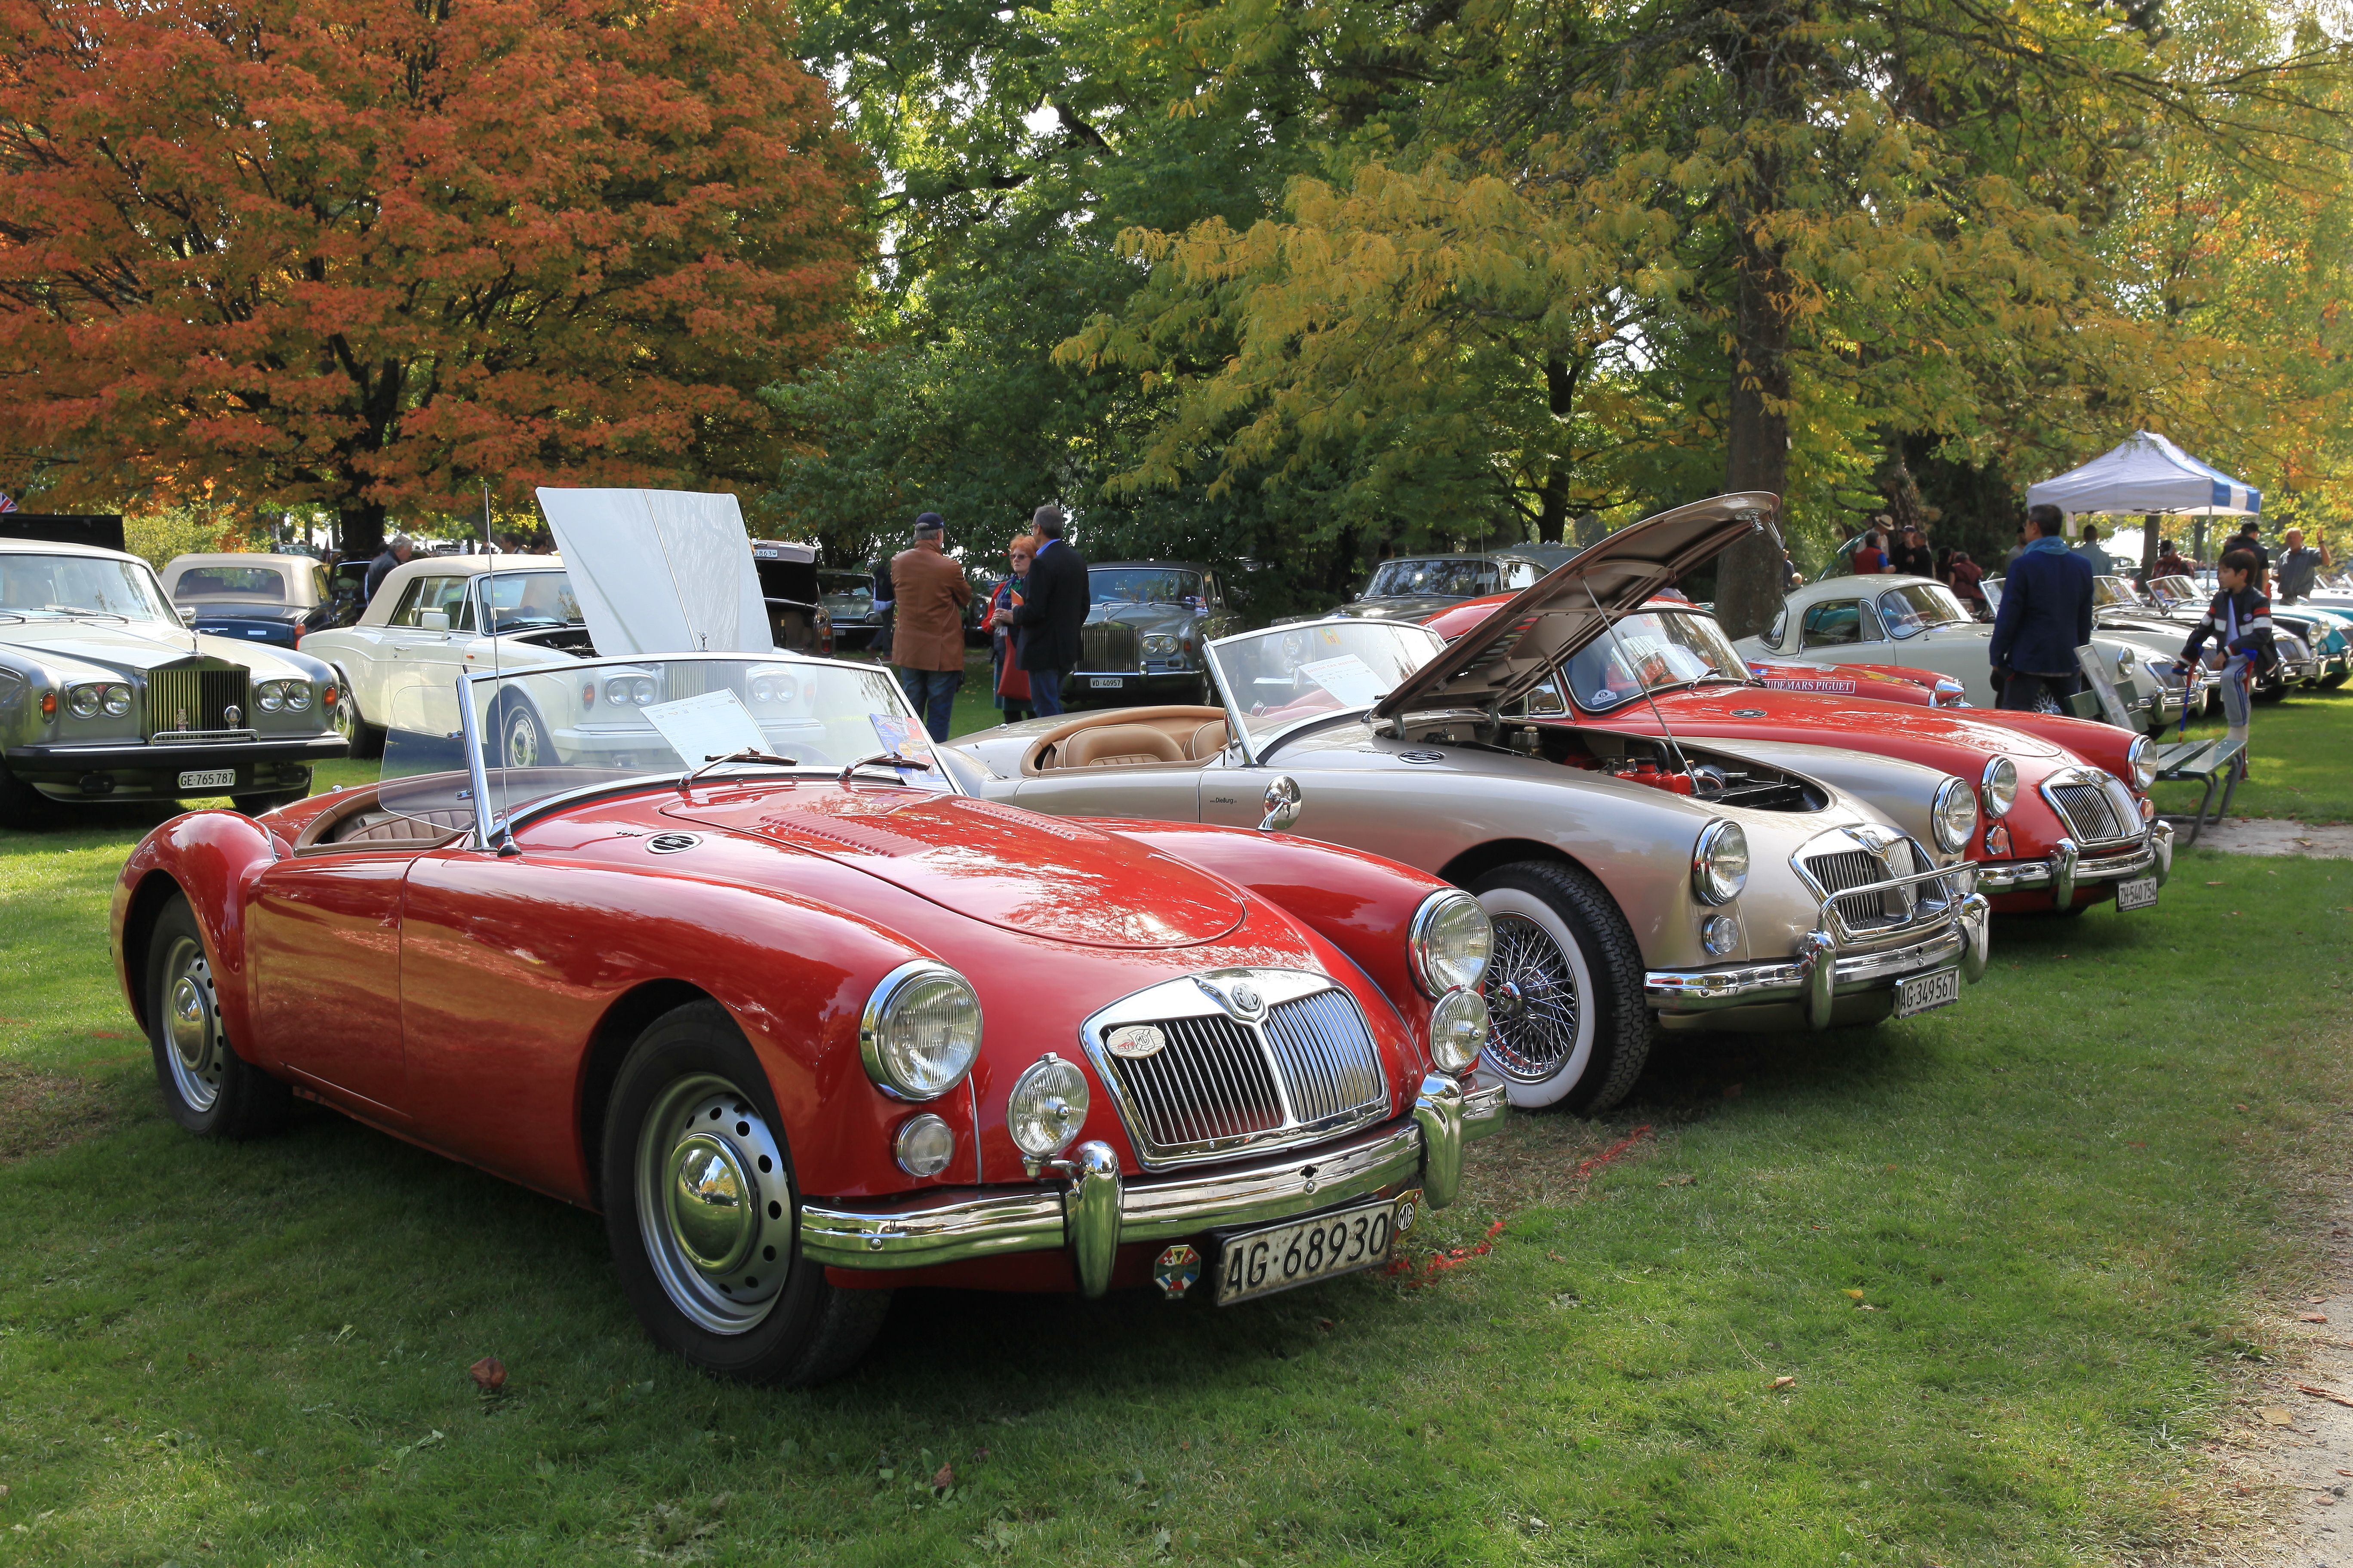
[1989,504,2094,710]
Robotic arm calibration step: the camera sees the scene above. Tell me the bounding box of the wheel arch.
[576,978,725,1203]
[1438,836,1585,891]
[117,867,186,1035]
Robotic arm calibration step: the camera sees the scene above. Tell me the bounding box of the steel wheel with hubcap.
[1470,860,1653,1113]
[328,678,383,758]
[600,1000,888,1384]
[144,892,291,1138]
[500,699,547,770]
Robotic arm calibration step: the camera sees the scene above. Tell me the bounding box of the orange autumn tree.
[0,0,867,554]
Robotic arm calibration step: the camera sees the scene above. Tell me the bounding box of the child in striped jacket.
[2177,548,2276,762]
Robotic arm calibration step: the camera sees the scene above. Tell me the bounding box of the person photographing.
[2176,548,2276,765]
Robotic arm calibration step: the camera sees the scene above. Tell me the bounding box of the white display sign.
[641,689,771,765]
[1298,654,1389,708]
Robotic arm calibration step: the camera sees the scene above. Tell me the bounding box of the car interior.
[1019,706,1235,775]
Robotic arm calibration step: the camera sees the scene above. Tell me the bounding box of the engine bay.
[1391,713,1828,812]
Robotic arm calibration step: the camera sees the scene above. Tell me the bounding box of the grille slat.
[145,661,251,738]
[1100,983,1388,1162]
[2049,780,2133,845]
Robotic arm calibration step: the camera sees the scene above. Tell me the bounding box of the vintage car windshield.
[478,569,584,631]
[1090,568,1204,606]
[1873,583,1971,638]
[172,564,290,602]
[376,655,936,833]
[1208,621,1444,743]
[1364,558,1508,599]
[0,553,175,623]
[2093,575,2152,611]
[820,572,874,618]
[1560,611,1751,712]
[2148,575,2201,610]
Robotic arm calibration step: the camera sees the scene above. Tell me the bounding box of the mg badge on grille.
[1105,1024,1166,1058]
[1229,981,1263,1015]
[223,704,242,727]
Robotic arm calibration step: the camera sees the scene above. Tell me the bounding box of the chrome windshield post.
[457,672,495,853]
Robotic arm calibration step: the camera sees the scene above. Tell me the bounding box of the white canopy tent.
[2026,432,2261,520]
[535,487,770,656]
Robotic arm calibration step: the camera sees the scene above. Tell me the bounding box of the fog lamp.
[893,1113,957,1178]
[1427,987,1489,1073]
[1702,913,1741,956]
[1008,1055,1089,1159]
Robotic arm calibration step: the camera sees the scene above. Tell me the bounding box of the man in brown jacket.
[889,512,972,740]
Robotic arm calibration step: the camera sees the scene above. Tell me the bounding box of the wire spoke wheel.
[632,1073,797,1337]
[159,934,227,1113]
[1484,912,1583,1082]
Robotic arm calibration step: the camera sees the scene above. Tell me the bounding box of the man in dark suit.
[1013,504,1087,717]
[1988,504,2094,711]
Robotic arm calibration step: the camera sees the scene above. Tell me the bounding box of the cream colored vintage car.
[941,495,1993,1115]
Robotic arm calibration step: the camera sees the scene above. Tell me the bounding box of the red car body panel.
[113,781,1455,1290]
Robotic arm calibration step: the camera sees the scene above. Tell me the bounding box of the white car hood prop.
[536,487,771,656]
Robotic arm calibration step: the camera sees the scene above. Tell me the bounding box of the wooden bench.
[2153,736,2246,846]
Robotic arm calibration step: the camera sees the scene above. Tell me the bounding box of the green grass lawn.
[2150,679,2353,824]
[1,757,2350,1562]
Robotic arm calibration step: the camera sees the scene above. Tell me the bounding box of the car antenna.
[483,480,520,855]
[1583,576,1694,778]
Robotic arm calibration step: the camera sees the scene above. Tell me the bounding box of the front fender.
[112,810,281,1044]
[1682,736,1959,856]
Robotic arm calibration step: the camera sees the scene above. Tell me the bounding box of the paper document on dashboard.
[1298,654,1388,707]
[642,689,771,765]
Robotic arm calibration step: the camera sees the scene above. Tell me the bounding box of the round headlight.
[1141,633,1178,657]
[1702,912,1741,956]
[750,676,776,703]
[2126,734,2157,792]
[101,683,131,717]
[67,684,101,719]
[893,1113,958,1178]
[1409,889,1493,997]
[1931,775,1978,854]
[1690,819,1748,905]
[257,684,284,712]
[859,962,982,1101]
[1007,1055,1089,1159]
[2115,647,2133,677]
[1428,987,1489,1073]
[283,681,312,712]
[1980,756,2017,817]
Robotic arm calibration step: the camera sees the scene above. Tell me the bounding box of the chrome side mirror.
[1259,774,1303,833]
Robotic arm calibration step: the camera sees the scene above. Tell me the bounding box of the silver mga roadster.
[944,495,1993,1115]
[0,538,345,818]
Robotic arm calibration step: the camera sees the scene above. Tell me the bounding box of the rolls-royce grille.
[145,664,251,738]
[662,665,712,702]
[1098,986,1389,1162]
[1261,990,1388,1126]
[1105,1014,1284,1150]
[1081,619,1140,673]
[2047,778,2138,846]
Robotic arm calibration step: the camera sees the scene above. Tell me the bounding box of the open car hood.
[536,487,771,657]
[1372,493,1781,722]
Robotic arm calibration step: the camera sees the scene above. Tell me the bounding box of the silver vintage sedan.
[943,495,1992,1115]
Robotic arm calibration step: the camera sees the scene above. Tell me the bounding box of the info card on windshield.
[1298,654,1388,707]
[642,688,770,764]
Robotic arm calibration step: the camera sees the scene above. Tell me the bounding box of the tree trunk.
[1534,356,1582,544]
[2140,512,2160,577]
[339,502,388,561]
[1716,216,1794,637]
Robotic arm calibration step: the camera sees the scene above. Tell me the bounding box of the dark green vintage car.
[1068,562,1245,708]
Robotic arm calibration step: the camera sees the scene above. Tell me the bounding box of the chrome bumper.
[1646,865,1990,1030]
[1974,821,2170,904]
[797,1072,1501,1299]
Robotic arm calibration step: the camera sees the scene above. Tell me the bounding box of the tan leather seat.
[1061,725,1187,768]
[325,808,472,845]
[1187,720,1229,759]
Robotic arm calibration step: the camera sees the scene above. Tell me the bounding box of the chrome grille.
[145,662,251,738]
[1802,839,1926,932]
[1103,1014,1284,1150]
[662,664,712,702]
[2046,775,2138,846]
[1260,990,1387,1126]
[1087,972,1392,1167]
[1081,618,1140,673]
[1806,849,1881,896]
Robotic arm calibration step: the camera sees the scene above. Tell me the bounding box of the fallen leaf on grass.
[2206,880,2227,886]
[931,1462,954,1491]
[2260,1408,2299,1427]
[2298,1385,2353,1408]
[468,1356,506,1390]
[1771,1376,1797,1390]
[1844,1289,1866,1300]
[2301,1314,2331,1325]
[87,1031,127,1040]
[1657,1174,1695,1187]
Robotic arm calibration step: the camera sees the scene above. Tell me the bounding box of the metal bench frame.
[2153,736,2246,846]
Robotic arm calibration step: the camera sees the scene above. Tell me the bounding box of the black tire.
[491,693,550,771]
[1469,860,1654,1114]
[600,1000,888,1385]
[2252,682,2288,705]
[145,893,292,1138]
[329,678,383,759]
[0,758,54,829]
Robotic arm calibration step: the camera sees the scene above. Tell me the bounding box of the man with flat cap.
[888,512,972,741]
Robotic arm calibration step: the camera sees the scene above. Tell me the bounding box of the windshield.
[2094,575,2150,610]
[2148,575,2200,609]
[1365,559,1506,600]
[480,571,583,632]
[377,655,935,834]
[0,553,176,623]
[821,572,874,618]
[1207,621,1444,745]
[1090,568,1204,606]
[1873,582,1971,638]
[172,564,289,602]
[1561,611,1751,712]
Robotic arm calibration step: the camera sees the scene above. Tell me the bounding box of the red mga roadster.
[111,654,1504,1384]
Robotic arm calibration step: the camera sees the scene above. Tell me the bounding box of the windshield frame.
[1205,618,1447,766]
[1871,581,1973,639]
[1556,606,1758,714]
[1087,566,1207,608]
[425,650,956,848]
[471,568,585,634]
